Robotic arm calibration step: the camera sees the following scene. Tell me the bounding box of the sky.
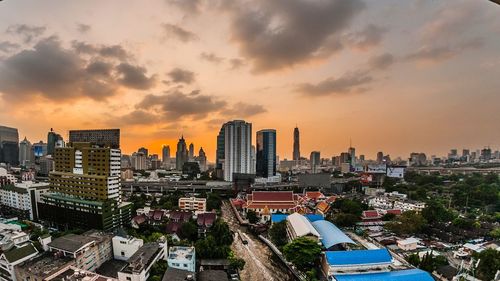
[0,0,500,162]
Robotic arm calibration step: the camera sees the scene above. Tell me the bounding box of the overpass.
[408,166,500,175]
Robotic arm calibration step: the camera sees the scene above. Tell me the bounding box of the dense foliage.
[269,221,288,249]
[283,237,322,272]
[407,252,448,272]
[473,249,500,281]
[386,211,427,235]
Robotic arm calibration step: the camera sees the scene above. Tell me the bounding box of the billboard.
[367,164,387,173]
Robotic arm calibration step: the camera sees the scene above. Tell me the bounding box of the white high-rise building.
[222,120,252,181]
[19,137,33,166]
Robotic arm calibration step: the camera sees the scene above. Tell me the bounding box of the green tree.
[211,219,234,245]
[333,213,360,227]
[489,227,500,239]
[386,211,427,235]
[182,162,201,179]
[421,200,454,224]
[283,237,322,272]
[407,254,420,267]
[381,213,396,221]
[473,248,500,281]
[179,221,198,241]
[195,235,231,259]
[228,251,246,270]
[269,221,288,248]
[206,192,222,211]
[246,210,259,224]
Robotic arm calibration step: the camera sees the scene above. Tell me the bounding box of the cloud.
[161,23,198,42]
[222,102,267,117]
[405,38,483,63]
[167,68,196,84]
[71,41,130,60]
[136,90,227,120]
[108,109,160,126]
[369,53,395,70]
[166,0,202,14]
[0,41,20,53]
[85,60,114,77]
[200,52,224,64]
[76,23,91,34]
[223,0,365,72]
[0,37,117,101]
[5,24,46,43]
[116,63,157,90]
[347,24,387,51]
[229,58,246,70]
[296,71,372,97]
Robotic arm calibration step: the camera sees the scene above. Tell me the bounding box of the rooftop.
[325,249,392,267]
[198,270,229,281]
[250,191,295,202]
[333,269,434,281]
[17,254,74,278]
[311,220,355,249]
[48,234,95,253]
[287,213,320,237]
[168,246,195,262]
[162,267,195,281]
[46,265,118,281]
[2,243,38,263]
[122,242,160,273]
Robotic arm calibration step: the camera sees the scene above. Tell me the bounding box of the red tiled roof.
[325,196,337,203]
[132,214,146,224]
[153,210,164,220]
[251,191,294,202]
[169,210,192,222]
[317,201,331,213]
[246,203,297,210]
[306,191,325,200]
[386,209,402,215]
[197,212,216,227]
[165,221,182,234]
[363,210,381,218]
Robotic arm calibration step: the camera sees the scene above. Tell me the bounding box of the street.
[221,201,295,281]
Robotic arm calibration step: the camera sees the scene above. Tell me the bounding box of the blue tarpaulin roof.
[333,269,434,281]
[304,214,324,222]
[325,249,392,266]
[311,220,355,249]
[271,214,288,223]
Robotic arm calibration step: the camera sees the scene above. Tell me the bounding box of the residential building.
[176,136,188,171]
[310,151,321,173]
[256,129,277,178]
[38,142,131,231]
[0,126,19,166]
[112,235,144,261]
[178,197,206,212]
[131,152,147,170]
[117,242,168,281]
[167,246,196,272]
[138,147,148,158]
[162,145,170,163]
[397,237,420,251]
[220,120,252,181]
[18,138,32,167]
[197,147,207,172]
[293,126,300,161]
[0,181,49,220]
[69,129,120,149]
[196,212,216,237]
[47,230,113,272]
[0,168,16,185]
[0,243,38,281]
[15,254,75,281]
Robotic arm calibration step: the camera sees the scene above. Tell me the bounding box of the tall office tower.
[69,129,120,149]
[293,126,300,161]
[251,145,256,174]
[462,149,470,157]
[0,125,19,166]
[176,136,188,170]
[481,147,492,162]
[32,141,48,159]
[310,151,321,173]
[138,147,148,158]
[162,145,171,162]
[47,128,63,155]
[215,127,225,179]
[256,129,277,178]
[189,143,194,160]
[348,146,356,165]
[221,120,252,181]
[340,152,350,164]
[359,155,365,162]
[131,152,147,170]
[19,137,33,166]
[38,142,131,230]
[198,147,207,172]
[376,151,384,163]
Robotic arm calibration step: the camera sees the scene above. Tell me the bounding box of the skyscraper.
[310,151,321,173]
[215,127,225,179]
[189,143,194,160]
[47,128,63,155]
[198,147,207,172]
[220,120,252,181]
[293,126,300,161]
[348,146,356,165]
[19,137,33,166]
[138,147,148,158]
[256,129,277,178]
[0,125,19,166]
[162,145,171,162]
[69,129,120,149]
[176,136,188,170]
[38,141,131,230]
[376,151,384,163]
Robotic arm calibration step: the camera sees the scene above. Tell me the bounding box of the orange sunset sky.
[1,0,500,162]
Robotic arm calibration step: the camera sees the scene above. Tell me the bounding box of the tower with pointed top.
[293,126,300,161]
[176,136,188,170]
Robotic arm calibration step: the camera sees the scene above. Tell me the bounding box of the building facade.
[293,126,300,161]
[310,151,321,173]
[0,126,19,166]
[178,197,207,212]
[176,136,188,171]
[69,129,120,149]
[221,120,252,181]
[256,129,276,178]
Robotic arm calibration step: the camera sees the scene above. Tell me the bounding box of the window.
[183,264,187,268]
[121,251,125,256]
[126,277,131,281]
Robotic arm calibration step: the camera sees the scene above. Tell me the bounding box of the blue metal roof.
[311,220,355,249]
[333,269,434,281]
[325,249,392,266]
[304,214,324,222]
[271,214,288,223]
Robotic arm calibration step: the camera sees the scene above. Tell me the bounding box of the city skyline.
[1,0,500,161]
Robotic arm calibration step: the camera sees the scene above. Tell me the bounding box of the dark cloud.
[161,24,198,42]
[222,102,267,117]
[296,71,372,97]
[347,24,387,50]
[405,38,483,63]
[116,63,157,90]
[200,52,224,64]
[167,68,196,84]
[229,58,246,70]
[0,41,20,53]
[109,109,160,126]
[369,53,395,70]
[76,23,91,34]
[167,0,202,14]
[224,0,365,72]
[6,24,46,43]
[0,37,157,102]
[71,41,130,60]
[0,37,116,101]
[136,90,227,120]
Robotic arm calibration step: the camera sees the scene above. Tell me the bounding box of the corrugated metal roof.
[325,249,392,266]
[271,214,288,223]
[287,213,320,237]
[333,269,434,281]
[311,220,355,249]
[304,214,324,222]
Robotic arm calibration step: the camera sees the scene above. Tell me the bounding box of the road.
[221,201,295,281]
